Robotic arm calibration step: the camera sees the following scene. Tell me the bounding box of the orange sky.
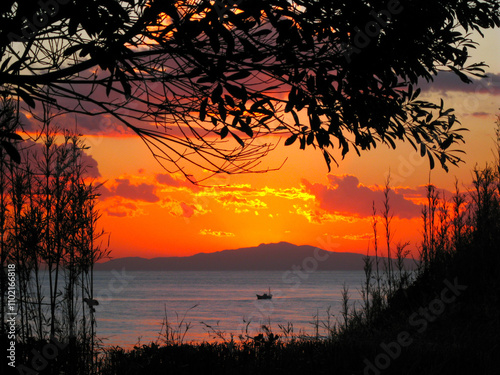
[50,29,500,259]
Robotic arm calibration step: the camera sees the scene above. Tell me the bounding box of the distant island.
[95,242,417,271]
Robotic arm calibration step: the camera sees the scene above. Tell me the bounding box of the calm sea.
[93,270,367,348]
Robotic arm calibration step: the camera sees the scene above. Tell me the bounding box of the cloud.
[199,229,235,237]
[17,139,101,178]
[292,205,360,224]
[302,174,422,219]
[106,210,127,218]
[19,79,140,136]
[216,194,268,210]
[104,201,141,217]
[156,173,180,186]
[195,184,314,216]
[180,202,195,218]
[260,186,316,201]
[341,233,373,241]
[159,198,210,218]
[469,112,491,118]
[156,173,200,192]
[100,178,159,202]
[19,110,134,137]
[80,151,101,178]
[417,71,500,95]
[199,185,314,201]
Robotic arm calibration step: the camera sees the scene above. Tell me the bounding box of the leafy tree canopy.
[0,0,499,181]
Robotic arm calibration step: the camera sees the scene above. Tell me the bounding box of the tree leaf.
[211,84,223,104]
[225,83,246,101]
[200,98,208,121]
[323,150,331,172]
[231,132,244,147]
[449,66,472,84]
[220,126,229,139]
[218,101,227,121]
[440,134,454,150]
[2,132,23,141]
[291,110,300,125]
[420,143,427,157]
[16,89,35,108]
[224,95,235,107]
[0,57,11,72]
[285,134,298,146]
[307,132,315,145]
[239,122,253,138]
[1,141,21,163]
[428,152,435,169]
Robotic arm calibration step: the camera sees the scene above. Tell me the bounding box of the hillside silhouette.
[95,242,416,271]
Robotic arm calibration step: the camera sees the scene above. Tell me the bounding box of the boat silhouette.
[256,287,272,300]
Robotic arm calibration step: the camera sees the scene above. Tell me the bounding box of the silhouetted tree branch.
[1,0,499,181]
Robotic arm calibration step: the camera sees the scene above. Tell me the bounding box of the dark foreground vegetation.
[2,102,500,374]
[96,120,500,375]
[0,98,106,374]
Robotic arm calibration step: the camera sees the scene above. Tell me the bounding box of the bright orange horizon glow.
[89,111,497,260]
[38,29,500,261]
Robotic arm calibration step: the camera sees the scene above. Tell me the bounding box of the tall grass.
[1,98,108,375]
[157,304,198,345]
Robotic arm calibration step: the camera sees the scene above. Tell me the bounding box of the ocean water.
[93,270,367,348]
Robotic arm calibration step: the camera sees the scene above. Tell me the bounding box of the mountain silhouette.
[95,242,416,271]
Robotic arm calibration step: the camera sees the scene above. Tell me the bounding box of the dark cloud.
[104,202,138,217]
[79,151,101,178]
[19,111,134,136]
[302,174,422,219]
[16,139,101,178]
[156,173,180,186]
[18,77,136,135]
[155,173,200,191]
[19,83,208,138]
[100,178,159,202]
[105,209,127,218]
[417,71,500,95]
[470,112,491,117]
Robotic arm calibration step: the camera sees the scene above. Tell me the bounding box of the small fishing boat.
[256,287,272,300]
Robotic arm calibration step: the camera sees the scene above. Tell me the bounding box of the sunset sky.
[29,29,500,259]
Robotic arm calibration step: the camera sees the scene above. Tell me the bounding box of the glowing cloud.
[199,229,236,237]
[302,175,422,219]
[103,200,145,218]
[100,178,159,202]
[292,205,361,224]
